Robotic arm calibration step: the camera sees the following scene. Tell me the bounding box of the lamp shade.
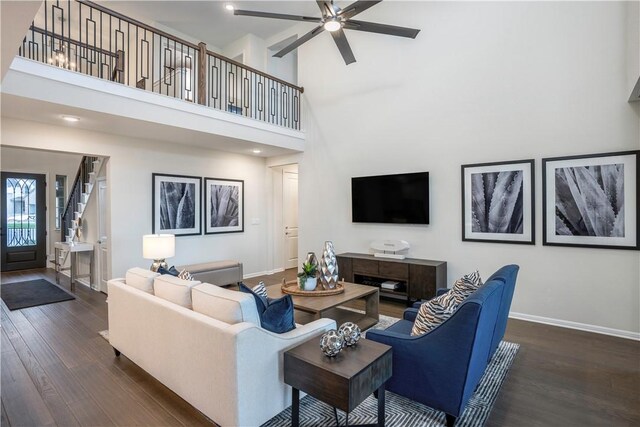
[142,234,175,259]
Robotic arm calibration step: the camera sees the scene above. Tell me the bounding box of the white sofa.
[107,268,336,427]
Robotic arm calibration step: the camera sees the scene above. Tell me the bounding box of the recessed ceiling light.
[252,149,262,154]
[61,115,80,123]
[225,4,235,11]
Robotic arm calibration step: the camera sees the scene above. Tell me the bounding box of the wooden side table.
[284,337,392,426]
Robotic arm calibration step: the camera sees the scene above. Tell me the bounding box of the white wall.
[296,2,640,335]
[0,146,82,258]
[1,117,271,281]
[223,33,267,71]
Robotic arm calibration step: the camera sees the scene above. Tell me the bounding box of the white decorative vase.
[304,277,317,291]
[319,241,339,290]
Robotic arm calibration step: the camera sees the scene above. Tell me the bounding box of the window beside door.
[55,175,66,230]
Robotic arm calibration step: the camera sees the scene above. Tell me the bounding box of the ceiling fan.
[234,1,420,65]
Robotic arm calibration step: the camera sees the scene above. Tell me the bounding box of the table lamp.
[143,234,175,272]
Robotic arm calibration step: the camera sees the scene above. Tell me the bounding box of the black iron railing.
[17,0,303,130]
[61,156,97,243]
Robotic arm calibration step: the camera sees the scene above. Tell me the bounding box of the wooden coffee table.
[266,281,379,331]
[284,337,392,427]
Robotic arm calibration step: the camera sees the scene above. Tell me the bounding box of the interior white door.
[96,178,109,293]
[283,171,298,270]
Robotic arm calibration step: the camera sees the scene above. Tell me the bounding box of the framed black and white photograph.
[204,178,244,234]
[543,151,639,250]
[152,173,201,236]
[462,159,535,244]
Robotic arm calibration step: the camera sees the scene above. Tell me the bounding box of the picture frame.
[542,150,639,250]
[152,173,202,236]
[462,159,535,244]
[204,177,244,234]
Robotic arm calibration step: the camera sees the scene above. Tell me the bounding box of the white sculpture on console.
[370,240,410,260]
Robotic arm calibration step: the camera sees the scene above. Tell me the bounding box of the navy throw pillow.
[239,283,295,334]
[158,265,180,277]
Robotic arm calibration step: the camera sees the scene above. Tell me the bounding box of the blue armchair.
[367,268,515,426]
[411,265,519,362]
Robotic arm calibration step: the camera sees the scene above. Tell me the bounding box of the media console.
[336,252,447,304]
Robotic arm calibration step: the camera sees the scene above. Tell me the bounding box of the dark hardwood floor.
[1,268,638,426]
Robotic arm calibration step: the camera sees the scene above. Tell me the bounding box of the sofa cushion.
[154,275,201,309]
[158,265,180,277]
[125,267,160,294]
[192,283,260,325]
[411,290,457,336]
[239,283,296,334]
[452,270,483,304]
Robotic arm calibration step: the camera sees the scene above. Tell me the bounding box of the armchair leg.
[445,413,456,427]
[113,347,121,357]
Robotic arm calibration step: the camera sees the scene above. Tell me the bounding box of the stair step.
[84,183,92,192]
[81,193,89,204]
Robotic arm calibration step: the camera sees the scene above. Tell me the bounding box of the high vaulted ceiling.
[96,1,340,48]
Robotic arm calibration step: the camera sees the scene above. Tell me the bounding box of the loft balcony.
[3,0,305,155]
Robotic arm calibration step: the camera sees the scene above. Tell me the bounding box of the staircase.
[53,156,103,285]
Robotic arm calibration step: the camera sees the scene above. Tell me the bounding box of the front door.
[1,172,47,271]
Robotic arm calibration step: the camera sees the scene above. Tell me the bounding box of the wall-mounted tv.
[351,172,430,224]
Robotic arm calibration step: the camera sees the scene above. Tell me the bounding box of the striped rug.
[262,340,519,427]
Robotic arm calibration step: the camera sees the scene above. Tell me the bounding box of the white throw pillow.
[153,275,201,309]
[192,283,260,325]
[125,267,160,294]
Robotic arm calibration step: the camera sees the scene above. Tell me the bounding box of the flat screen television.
[351,172,430,224]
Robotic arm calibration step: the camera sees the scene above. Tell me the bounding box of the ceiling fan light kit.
[234,0,420,65]
[323,19,342,32]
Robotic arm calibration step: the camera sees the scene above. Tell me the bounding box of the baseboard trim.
[509,312,640,341]
[243,267,285,280]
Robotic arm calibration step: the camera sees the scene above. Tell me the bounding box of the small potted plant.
[297,261,318,291]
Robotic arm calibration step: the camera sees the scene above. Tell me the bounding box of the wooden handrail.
[206,49,304,93]
[78,0,304,93]
[77,0,200,50]
[29,25,117,58]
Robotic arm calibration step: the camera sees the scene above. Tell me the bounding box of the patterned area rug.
[99,314,519,427]
[262,341,519,427]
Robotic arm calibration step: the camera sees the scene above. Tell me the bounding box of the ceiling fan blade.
[273,25,325,58]
[339,1,382,20]
[234,10,322,23]
[316,1,337,17]
[344,19,420,38]
[331,28,356,65]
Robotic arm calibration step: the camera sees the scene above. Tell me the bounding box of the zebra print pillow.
[451,270,482,304]
[178,269,195,281]
[252,281,268,298]
[411,290,457,336]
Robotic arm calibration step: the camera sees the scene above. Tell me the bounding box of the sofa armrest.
[258,318,337,341]
[403,308,419,322]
